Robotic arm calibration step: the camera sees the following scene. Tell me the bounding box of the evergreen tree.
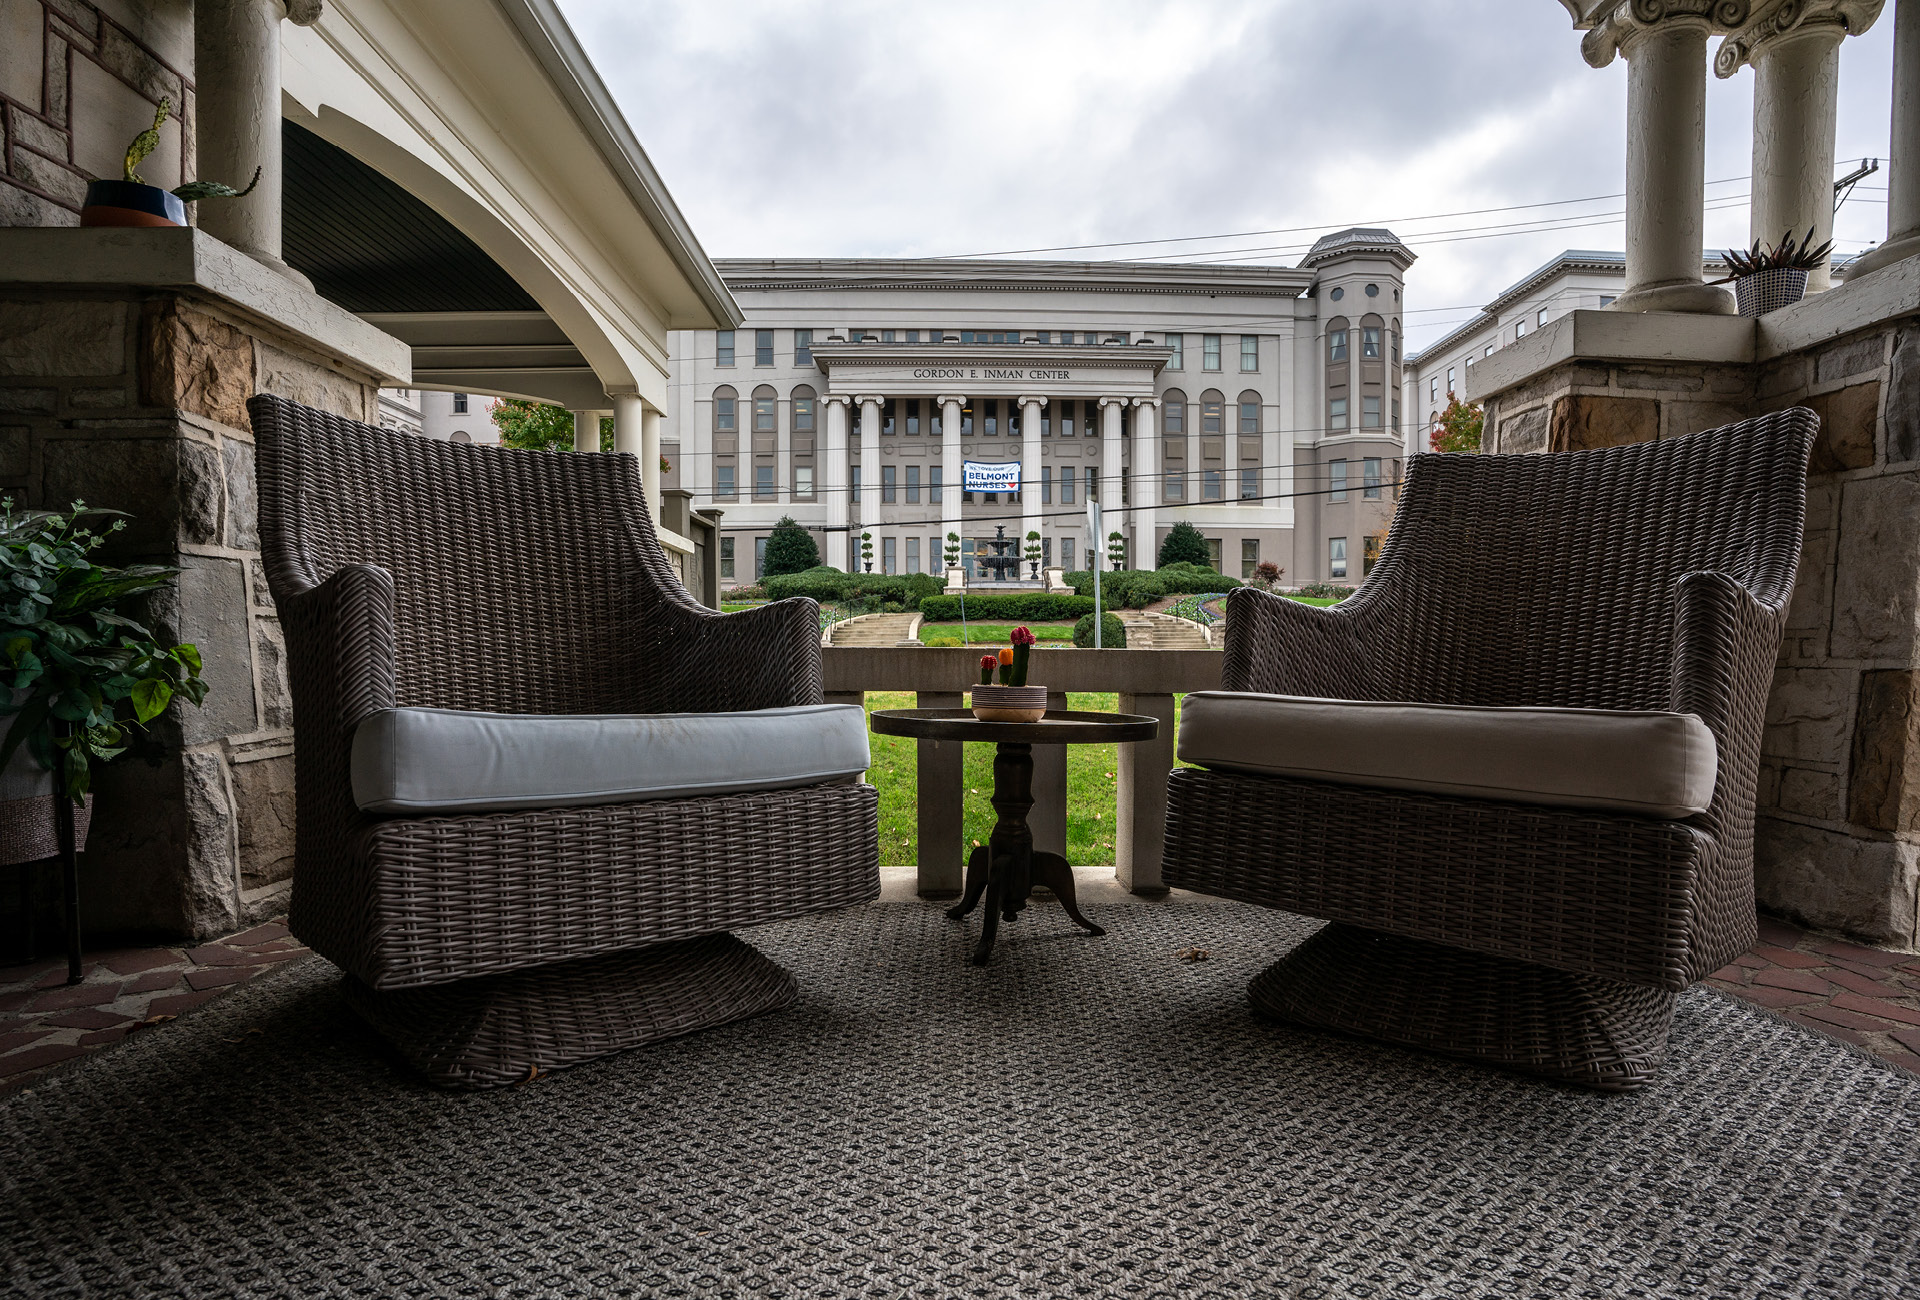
[763,516,820,577]
[1157,520,1211,569]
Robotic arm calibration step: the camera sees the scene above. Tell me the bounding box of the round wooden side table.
[868,708,1160,965]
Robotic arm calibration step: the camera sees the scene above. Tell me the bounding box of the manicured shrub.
[762,567,944,608]
[1060,566,1240,607]
[1292,582,1356,601]
[1155,562,1241,594]
[762,516,820,577]
[920,593,1094,622]
[1157,521,1211,568]
[1072,611,1127,648]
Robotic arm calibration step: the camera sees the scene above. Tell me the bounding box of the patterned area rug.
[4,899,1918,1299]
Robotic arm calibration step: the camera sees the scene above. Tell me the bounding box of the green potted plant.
[1107,530,1127,572]
[1716,227,1832,317]
[1024,530,1042,580]
[970,626,1044,722]
[860,531,875,574]
[81,97,260,229]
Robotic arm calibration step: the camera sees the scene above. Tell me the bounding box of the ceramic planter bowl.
[1733,266,1809,318]
[971,684,1046,723]
[80,179,185,228]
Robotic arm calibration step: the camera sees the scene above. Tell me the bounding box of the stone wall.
[0,285,379,940]
[1480,313,1920,949]
[1,0,193,228]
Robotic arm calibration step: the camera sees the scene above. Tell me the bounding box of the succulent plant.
[1008,625,1035,687]
[1716,227,1832,280]
[978,654,996,686]
[121,97,260,202]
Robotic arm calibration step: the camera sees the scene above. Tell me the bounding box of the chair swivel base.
[343,933,798,1089]
[1249,923,1677,1092]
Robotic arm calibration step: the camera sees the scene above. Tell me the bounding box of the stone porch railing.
[822,647,1220,897]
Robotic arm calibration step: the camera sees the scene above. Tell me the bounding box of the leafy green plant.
[122,97,260,202]
[1293,581,1356,601]
[921,593,1092,622]
[763,516,820,577]
[1107,530,1127,571]
[0,502,207,801]
[490,398,611,452]
[1157,521,1210,569]
[943,532,961,570]
[1428,395,1483,454]
[1072,611,1127,649]
[1717,227,1833,279]
[762,567,941,608]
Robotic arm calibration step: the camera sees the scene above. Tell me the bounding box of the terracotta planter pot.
[80,179,185,228]
[971,685,1047,723]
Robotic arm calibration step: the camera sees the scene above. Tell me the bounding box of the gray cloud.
[557,0,1896,350]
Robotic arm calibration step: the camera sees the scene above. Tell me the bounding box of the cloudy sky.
[556,1,1897,351]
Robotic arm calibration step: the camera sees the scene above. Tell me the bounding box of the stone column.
[193,0,322,287]
[1019,396,1046,569]
[940,395,965,575]
[1569,4,1736,314]
[1099,397,1126,565]
[1131,398,1159,571]
[858,394,883,545]
[571,410,599,453]
[1720,4,1881,295]
[641,405,664,522]
[1847,0,1920,276]
[823,395,851,571]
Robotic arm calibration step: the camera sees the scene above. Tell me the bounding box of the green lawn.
[917,621,1078,647]
[862,691,1193,867]
[1285,595,1344,607]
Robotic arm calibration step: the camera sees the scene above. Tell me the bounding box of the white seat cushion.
[1178,691,1718,819]
[350,704,871,815]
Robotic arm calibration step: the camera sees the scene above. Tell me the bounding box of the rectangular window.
[929,465,942,504]
[715,396,735,432]
[906,399,920,435]
[1061,538,1073,571]
[1086,466,1098,502]
[1164,400,1184,434]
[881,330,895,343]
[1207,538,1223,572]
[452,392,468,413]
[716,465,736,498]
[1239,400,1259,435]
[906,464,920,503]
[754,536,767,580]
[755,329,773,365]
[1203,334,1221,371]
[1362,395,1382,428]
[793,397,814,432]
[1240,468,1258,499]
[984,399,998,437]
[1329,330,1348,363]
[1042,536,1052,567]
[1241,539,1259,578]
[1364,533,1383,575]
[883,536,896,574]
[1514,319,1527,339]
[1329,459,1349,502]
[882,399,896,437]
[851,465,860,504]
[720,536,735,579]
[961,405,974,436]
[1329,397,1348,431]
[1060,465,1075,504]
[882,465,896,503]
[753,397,775,433]
[1537,308,1548,327]
[1363,457,1382,499]
[1165,333,1183,369]
[1041,472,1052,504]
[1445,366,1456,395]
[717,330,735,366]
[1599,295,1617,307]
[1164,469,1185,501]
[1202,399,1222,435]
[794,329,812,365]
[1240,335,1258,371]
[1329,537,1348,579]
[906,536,920,573]
[1484,344,1494,358]
[1362,327,1381,359]
[1204,469,1222,501]
[1429,377,1439,403]
[755,464,774,498]
[932,536,944,571]
[849,327,866,343]
[795,465,814,497]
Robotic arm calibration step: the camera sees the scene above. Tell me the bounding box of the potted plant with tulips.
[970,626,1045,722]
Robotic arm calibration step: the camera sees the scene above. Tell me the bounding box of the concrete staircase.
[828,612,923,647]
[1118,611,1213,650]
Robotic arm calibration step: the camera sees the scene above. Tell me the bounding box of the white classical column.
[1569,5,1735,313]
[1098,397,1126,566]
[1721,4,1882,294]
[1019,396,1046,571]
[193,0,322,287]
[939,395,965,574]
[1847,0,1920,276]
[572,410,598,452]
[858,395,883,559]
[1130,398,1159,570]
[641,406,664,521]
[823,395,851,571]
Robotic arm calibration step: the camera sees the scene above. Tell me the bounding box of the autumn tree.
[1428,395,1484,454]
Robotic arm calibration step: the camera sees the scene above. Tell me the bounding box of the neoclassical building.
[664,230,1413,588]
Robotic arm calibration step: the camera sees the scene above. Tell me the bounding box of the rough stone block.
[253,614,290,730]
[0,388,55,413]
[0,425,26,481]
[0,300,127,378]
[232,752,294,891]
[1804,382,1880,474]
[0,179,76,227]
[222,436,257,549]
[8,146,88,207]
[1615,367,1703,393]
[1550,394,1657,452]
[1889,327,1920,464]
[69,58,181,194]
[95,22,182,107]
[1831,474,1920,661]
[1849,670,1920,832]
[1786,521,1833,632]
[1663,401,1751,440]
[1755,817,1919,948]
[247,558,273,610]
[1816,335,1886,385]
[67,387,128,409]
[0,1,45,107]
[1759,355,1812,401]
[1496,405,1549,454]
[41,435,221,549]
[254,341,369,421]
[1709,369,1752,396]
[1777,766,1842,819]
[141,303,253,430]
[164,557,258,744]
[1763,666,1854,763]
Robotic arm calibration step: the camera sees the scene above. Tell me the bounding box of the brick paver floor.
[2,911,1915,1092]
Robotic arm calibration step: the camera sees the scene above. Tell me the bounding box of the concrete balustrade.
[823,647,1222,897]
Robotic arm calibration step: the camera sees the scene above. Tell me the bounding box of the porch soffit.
[811,343,1172,400]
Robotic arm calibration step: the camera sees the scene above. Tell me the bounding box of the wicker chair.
[249,394,879,1088]
[1162,410,1817,1091]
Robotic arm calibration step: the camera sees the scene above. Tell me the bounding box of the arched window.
[791,384,816,433]
[1360,313,1385,360]
[1391,317,1402,365]
[1162,389,1186,435]
[713,385,737,433]
[1326,317,1350,364]
[1237,390,1261,435]
[1200,390,1224,435]
[752,385,777,434]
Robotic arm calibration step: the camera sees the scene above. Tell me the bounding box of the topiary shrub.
[1157,520,1211,569]
[920,593,1093,622]
[762,516,820,577]
[1072,611,1127,648]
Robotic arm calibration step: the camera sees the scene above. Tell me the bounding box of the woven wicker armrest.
[276,562,399,733]
[641,592,823,714]
[1223,587,1374,698]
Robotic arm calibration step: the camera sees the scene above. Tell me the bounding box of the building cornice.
[807,341,1175,376]
[714,257,1314,298]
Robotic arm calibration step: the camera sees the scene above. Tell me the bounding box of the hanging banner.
[962,460,1021,492]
